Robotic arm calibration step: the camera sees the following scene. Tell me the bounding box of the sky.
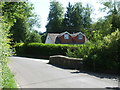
[28,0,107,33]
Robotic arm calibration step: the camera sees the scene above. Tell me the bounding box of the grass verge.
[2,65,18,88]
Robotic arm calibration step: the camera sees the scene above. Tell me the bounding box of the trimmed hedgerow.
[15,43,77,59]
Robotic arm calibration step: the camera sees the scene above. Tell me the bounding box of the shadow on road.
[105,87,120,89]
[71,70,119,80]
[48,63,119,80]
[71,71,120,89]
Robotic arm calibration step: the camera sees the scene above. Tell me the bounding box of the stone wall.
[49,55,83,69]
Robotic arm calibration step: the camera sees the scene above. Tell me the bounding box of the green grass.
[2,65,18,88]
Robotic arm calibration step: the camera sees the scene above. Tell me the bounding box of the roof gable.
[59,31,72,36]
[73,32,85,36]
[48,33,59,43]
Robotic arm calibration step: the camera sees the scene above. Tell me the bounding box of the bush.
[67,30,120,74]
[15,43,77,59]
[0,7,17,88]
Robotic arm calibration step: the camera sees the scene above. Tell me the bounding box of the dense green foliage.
[41,32,47,43]
[0,2,17,88]
[46,0,64,33]
[3,2,41,43]
[46,1,92,33]
[26,30,42,43]
[1,2,41,88]
[66,1,120,74]
[67,30,120,74]
[0,1,41,88]
[10,17,29,43]
[62,2,91,33]
[15,43,77,59]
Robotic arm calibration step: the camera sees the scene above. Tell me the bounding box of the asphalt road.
[8,57,119,88]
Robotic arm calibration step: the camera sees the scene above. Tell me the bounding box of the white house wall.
[45,35,55,44]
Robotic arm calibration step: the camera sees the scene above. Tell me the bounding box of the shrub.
[0,8,17,88]
[66,30,120,74]
[15,43,77,59]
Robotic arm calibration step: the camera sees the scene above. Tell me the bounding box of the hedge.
[15,43,77,59]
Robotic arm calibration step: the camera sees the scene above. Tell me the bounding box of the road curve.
[8,57,118,88]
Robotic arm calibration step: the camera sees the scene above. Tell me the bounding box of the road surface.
[8,57,119,88]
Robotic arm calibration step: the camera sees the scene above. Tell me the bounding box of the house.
[45,31,88,44]
[45,33,59,44]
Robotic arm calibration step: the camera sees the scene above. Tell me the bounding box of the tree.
[88,0,120,42]
[10,17,29,43]
[26,30,42,43]
[62,2,92,33]
[101,0,120,33]
[3,2,41,43]
[46,0,64,33]
[62,2,74,33]
[28,14,41,31]
[41,32,47,43]
[111,5,120,31]
[73,3,84,30]
[83,4,92,29]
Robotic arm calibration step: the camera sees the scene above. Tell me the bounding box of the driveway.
[8,57,119,88]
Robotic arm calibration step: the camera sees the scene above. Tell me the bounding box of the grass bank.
[2,64,18,88]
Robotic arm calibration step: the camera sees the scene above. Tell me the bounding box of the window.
[78,35,83,39]
[64,34,69,39]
